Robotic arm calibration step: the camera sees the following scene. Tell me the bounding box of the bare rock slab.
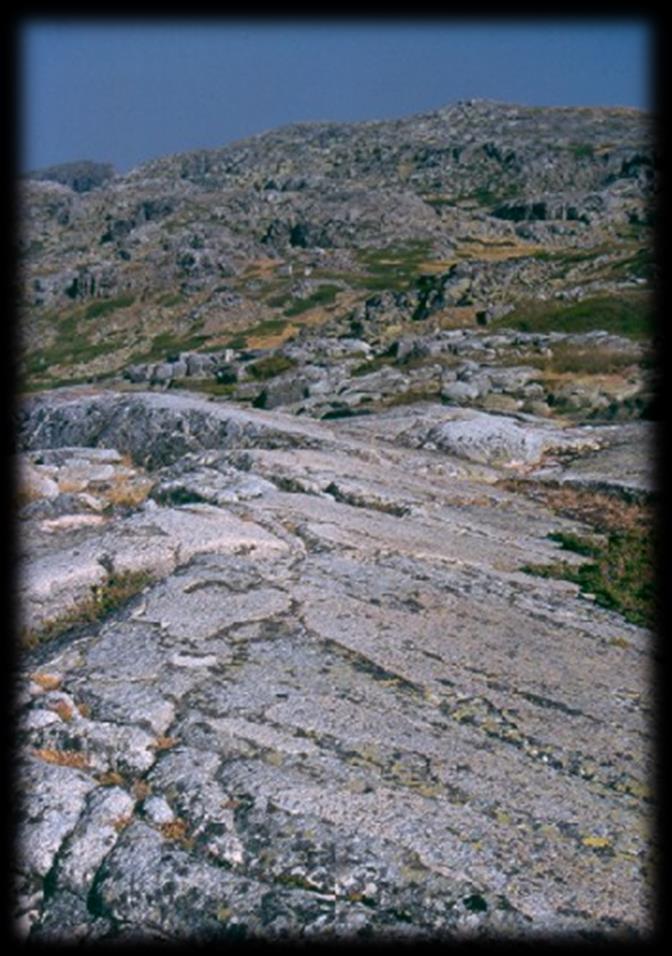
[14,389,654,941]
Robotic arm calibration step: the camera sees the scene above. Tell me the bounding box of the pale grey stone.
[14,388,653,940]
[17,759,97,878]
[58,786,135,893]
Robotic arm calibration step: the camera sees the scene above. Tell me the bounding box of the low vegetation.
[351,354,397,377]
[21,569,155,649]
[354,240,434,292]
[144,331,209,360]
[247,354,297,380]
[506,482,656,628]
[496,339,643,377]
[84,293,135,320]
[23,311,121,379]
[283,284,341,316]
[490,293,652,340]
[224,318,289,349]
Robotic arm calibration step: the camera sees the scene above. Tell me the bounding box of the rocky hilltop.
[18,99,655,414]
[13,101,657,941]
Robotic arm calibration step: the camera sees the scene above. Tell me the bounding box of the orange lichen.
[31,673,62,691]
[33,748,90,770]
[97,770,126,787]
[112,815,133,833]
[152,736,178,751]
[159,818,193,848]
[51,700,74,722]
[131,779,151,801]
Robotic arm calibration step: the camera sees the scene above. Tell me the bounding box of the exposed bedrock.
[13,389,655,942]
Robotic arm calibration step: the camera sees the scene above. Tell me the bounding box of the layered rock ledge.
[13,388,654,941]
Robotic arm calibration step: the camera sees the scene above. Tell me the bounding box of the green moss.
[571,143,595,160]
[547,531,603,557]
[21,570,155,649]
[247,354,297,380]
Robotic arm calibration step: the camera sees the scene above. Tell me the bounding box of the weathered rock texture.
[17,99,654,399]
[14,96,656,943]
[13,389,654,941]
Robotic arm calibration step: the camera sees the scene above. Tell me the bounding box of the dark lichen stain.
[463,893,488,913]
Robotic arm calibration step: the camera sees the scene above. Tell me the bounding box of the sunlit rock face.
[13,387,655,941]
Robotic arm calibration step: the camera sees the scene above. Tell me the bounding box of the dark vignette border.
[1,6,668,951]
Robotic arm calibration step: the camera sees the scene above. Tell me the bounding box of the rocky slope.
[18,99,655,415]
[13,100,657,941]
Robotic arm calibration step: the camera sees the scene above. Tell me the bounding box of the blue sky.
[20,19,652,173]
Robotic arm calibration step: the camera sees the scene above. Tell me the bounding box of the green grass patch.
[84,293,135,320]
[24,323,121,377]
[170,379,237,397]
[515,487,655,628]
[495,340,642,377]
[609,247,654,281]
[351,354,397,377]
[570,143,595,160]
[237,318,289,341]
[131,331,209,363]
[354,240,434,292]
[246,354,297,380]
[547,531,603,557]
[382,386,441,408]
[522,527,654,626]
[157,292,185,308]
[224,335,249,349]
[490,293,652,341]
[462,183,521,207]
[283,284,341,316]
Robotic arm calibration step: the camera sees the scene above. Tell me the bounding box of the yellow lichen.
[582,835,611,849]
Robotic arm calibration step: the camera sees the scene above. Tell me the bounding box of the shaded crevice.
[324,482,410,517]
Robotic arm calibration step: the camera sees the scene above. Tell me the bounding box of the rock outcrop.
[13,97,656,943]
[13,388,655,941]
